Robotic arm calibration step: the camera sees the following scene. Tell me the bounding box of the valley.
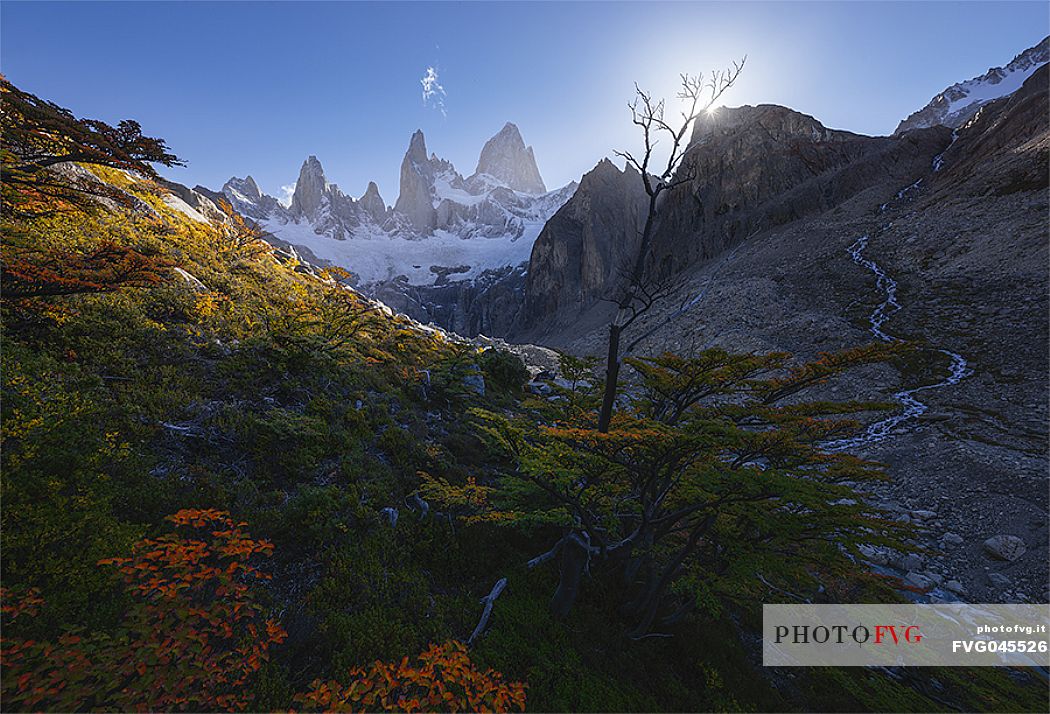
[2,10,1047,712]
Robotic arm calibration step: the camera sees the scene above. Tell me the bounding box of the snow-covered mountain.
[219,123,575,289]
[895,35,1047,134]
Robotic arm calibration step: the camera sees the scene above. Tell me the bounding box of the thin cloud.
[279,184,296,208]
[421,66,447,117]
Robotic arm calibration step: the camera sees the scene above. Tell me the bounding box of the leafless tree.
[597,61,745,433]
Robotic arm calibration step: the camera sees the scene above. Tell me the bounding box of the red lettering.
[874,625,900,644]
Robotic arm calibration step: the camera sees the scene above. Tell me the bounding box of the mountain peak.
[498,122,523,138]
[290,155,328,218]
[895,36,1049,135]
[395,131,438,232]
[223,175,263,203]
[472,123,546,194]
[240,175,262,200]
[359,180,387,222]
[407,130,428,164]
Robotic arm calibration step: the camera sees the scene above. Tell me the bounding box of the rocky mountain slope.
[531,66,1049,604]
[523,158,649,330]
[895,35,1047,134]
[212,123,575,334]
[517,105,951,338]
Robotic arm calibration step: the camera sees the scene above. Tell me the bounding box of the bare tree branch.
[597,59,745,433]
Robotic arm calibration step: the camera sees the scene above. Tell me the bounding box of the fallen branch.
[468,577,507,645]
[757,574,810,603]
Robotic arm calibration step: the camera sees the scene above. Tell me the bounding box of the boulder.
[982,534,1026,561]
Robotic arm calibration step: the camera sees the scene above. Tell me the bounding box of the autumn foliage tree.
[426,344,911,638]
[1,75,183,218]
[215,199,274,260]
[251,282,388,355]
[1,235,170,305]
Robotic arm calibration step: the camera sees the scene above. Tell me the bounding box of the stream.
[824,143,973,452]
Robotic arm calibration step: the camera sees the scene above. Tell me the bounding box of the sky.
[3,1,1047,205]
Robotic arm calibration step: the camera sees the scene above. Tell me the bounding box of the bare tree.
[597,61,745,433]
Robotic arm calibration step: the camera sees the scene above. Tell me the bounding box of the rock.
[904,571,936,590]
[923,571,944,586]
[160,179,227,223]
[858,544,892,565]
[527,382,553,396]
[897,553,924,571]
[942,532,964,546]
[869,549,890,566]
[462,372,486,397]
[173,267,208,291]
[987,572,1012,588]
[910,509,938,521]
[982,534,1026,561]
[946,579,965,594]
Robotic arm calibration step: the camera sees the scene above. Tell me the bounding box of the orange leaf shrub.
[295,640,527,713]
[1,509,286,712]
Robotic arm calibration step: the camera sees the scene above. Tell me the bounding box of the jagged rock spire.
[394,130,437,232]
[359,181,388,222]
[472,122,546,194]
[290,155,327,218]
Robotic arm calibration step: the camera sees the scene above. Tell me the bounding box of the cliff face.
[393,130,440,232]
[539,66,1049,604]
[516,105,950,338]
[521,159,648,330]
[371,265,529,337]
[648,105,950,277]
[289,156,326,218]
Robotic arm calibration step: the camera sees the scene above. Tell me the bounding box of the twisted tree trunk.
[550,535,592,618]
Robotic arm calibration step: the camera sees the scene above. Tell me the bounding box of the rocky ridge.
[895,35,1048,135]
[517,104,951,338]
[215,124,576,333]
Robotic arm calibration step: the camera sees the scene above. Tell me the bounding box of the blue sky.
[3,1,1046,204]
